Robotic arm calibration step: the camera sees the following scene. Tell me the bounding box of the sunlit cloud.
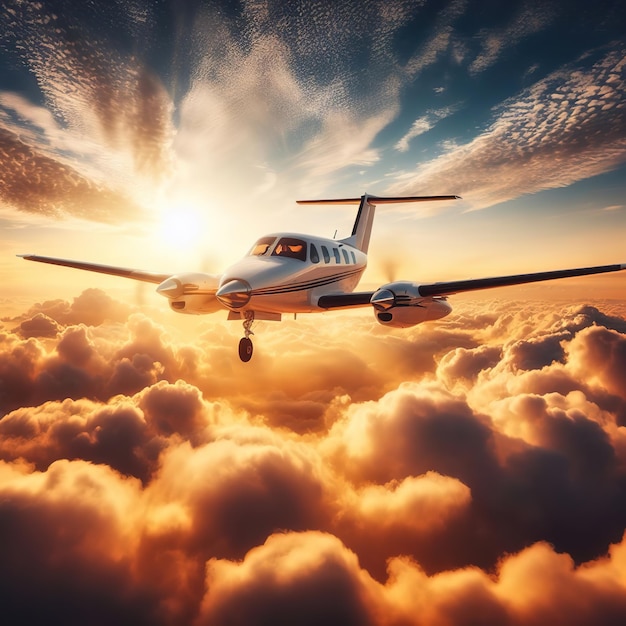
[1,289,626,623]
[388,46,626,209]
[395,105,460,152]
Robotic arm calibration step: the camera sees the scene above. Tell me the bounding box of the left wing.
[317,263,626,309]
[18,254,171,284]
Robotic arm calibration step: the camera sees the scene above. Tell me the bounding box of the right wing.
[417,263,626,297]
[18,254,171,284]
[317,263,626,309]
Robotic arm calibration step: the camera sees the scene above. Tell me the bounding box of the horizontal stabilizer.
[297,195,460,205]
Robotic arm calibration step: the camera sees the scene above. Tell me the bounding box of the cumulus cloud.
[1,290,626,624]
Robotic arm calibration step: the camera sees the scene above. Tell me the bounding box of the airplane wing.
[18,254,171,284]
[317,263,626,309]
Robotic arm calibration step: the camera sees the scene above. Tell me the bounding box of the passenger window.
[342,250,349,264]
[310,244,320,263]
[350,251,356,264]
[272,237,307,261]
[333,248,340,263]
[321,246,330,264]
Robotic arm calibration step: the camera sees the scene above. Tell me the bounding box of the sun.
[159,206,203,247]
[153,201,209,255]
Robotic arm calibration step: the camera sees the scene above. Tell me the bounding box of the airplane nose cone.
[216,279,251,308]
[156,277,183,299]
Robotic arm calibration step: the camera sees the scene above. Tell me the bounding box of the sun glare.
[159,205,204,248]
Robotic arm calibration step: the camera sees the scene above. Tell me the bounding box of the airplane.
[19,193,625,362]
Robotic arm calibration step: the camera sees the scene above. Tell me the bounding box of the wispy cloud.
[395,105,460,152]
[469,1,556,74]
[404,0,468,77]
[388,46,626,208]
[0,1,174,221]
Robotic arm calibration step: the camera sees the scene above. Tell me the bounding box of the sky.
[1,1,626,624]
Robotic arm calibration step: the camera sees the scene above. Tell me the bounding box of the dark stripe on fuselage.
[250,267,363,297]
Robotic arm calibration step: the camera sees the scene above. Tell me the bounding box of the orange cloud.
[1,292,626,623]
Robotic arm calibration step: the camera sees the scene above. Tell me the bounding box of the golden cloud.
[1,292,626,623]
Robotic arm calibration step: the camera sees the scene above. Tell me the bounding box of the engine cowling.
[156,272,222,314]
[370,281,452,328]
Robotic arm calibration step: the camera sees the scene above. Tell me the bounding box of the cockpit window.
[249,236,276,256]
[272,237,307,261]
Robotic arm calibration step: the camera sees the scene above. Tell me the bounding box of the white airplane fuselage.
[213,233,367,316]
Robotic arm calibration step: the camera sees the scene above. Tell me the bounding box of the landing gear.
[238,311,255,362]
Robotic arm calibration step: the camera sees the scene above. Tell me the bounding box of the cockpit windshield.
[249,236,276,256]
[272,237,307,262]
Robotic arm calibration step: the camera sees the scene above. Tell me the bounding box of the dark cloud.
[0,461,165,626]
[0,398,164,483]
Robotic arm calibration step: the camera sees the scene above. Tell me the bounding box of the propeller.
[378,254,402,284]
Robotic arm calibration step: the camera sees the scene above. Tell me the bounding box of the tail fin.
[296,194,459,253]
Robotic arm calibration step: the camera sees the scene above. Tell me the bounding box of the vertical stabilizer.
[345,194,376,252]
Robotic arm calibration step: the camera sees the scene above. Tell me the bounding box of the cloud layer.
[2,290,626,623]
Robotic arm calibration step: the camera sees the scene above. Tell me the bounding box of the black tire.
[238,337,253,362]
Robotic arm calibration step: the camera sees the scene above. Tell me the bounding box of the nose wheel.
[238,311,255,362]
[238,337,253,362]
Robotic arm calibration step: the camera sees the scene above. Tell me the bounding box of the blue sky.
[1,0,625,297]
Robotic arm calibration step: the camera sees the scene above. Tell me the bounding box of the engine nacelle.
[156,272,222,314]
[371,281,452,328]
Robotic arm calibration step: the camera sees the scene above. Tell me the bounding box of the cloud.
[469,1,556,75]
[0,1,174,222]
[395,105,460,152]
[18,312,63,338]
[197,532,379,626]
[1,291,626,623]
[403,0,469,77]
[0,127,147,221]
[388,45,626,209]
